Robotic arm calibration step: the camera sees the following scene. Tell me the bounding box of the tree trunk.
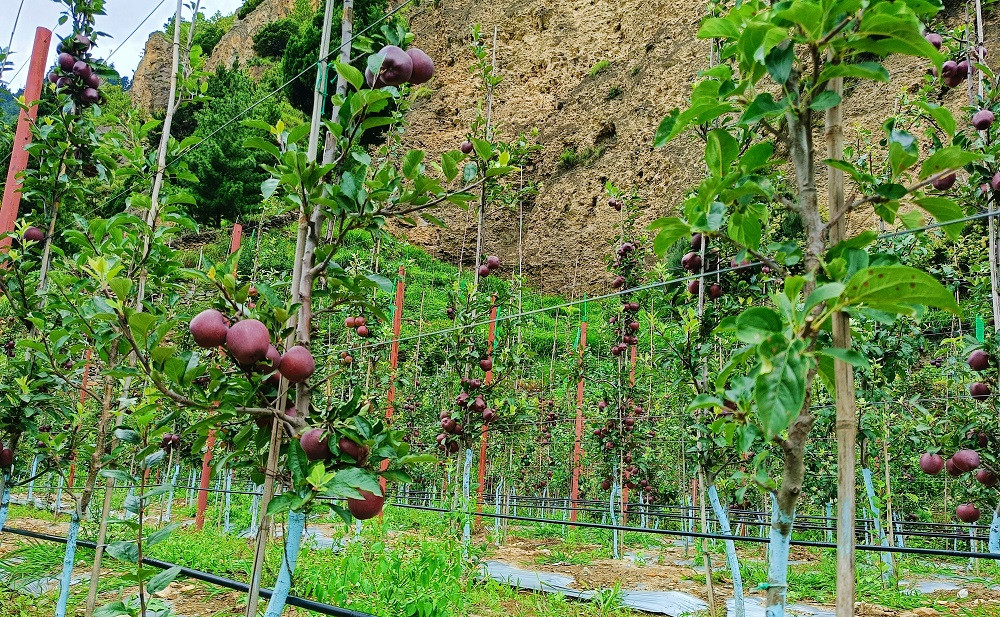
[263,510,306,617]
[0,472,10,532]
[53,513,81,617]
[708,484,744,617]
[765,494,793,617]
[988,500,1000,553]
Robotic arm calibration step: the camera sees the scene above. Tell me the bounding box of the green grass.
[589,60,611,77]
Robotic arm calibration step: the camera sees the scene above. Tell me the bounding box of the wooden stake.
[828,75,857,617]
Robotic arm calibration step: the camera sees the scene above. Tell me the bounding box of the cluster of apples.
[930,108,997,192]
[48,34,101,107]
[968,350,992,400]
[682,235,724,298]
[365,45,434,88]
[189,309,316,384]
[3,339,15,359]
[437,358,497,452]
[478,255,501,279]
[919,447,994,522]
[159,433,181,452]
[923,32,977,88]
[538,399,556,448]
[298,427,384,519]
[345,315,371,338]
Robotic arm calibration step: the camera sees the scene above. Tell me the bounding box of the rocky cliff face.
[131,0,314,114]
[130,32,172,113]
[129,0,983,295]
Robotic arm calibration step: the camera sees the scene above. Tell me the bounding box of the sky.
[1,0,245,91]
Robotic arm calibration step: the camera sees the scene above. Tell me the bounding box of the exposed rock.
[130,0,316,114]
[130,32,172,113]
[913,608,940,617]
[205,0,317,74]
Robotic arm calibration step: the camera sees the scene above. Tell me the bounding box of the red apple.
[0,447,13,468]
[688,279,700,294]
[931,173,956,191]
[345,316,357,328]
[280,345,315,383]
[299,428,331,462]
[190,309,229,348]
[478,265,490,278]
[976,469,999,487]
[968,350,990,372]
[461,141,473,154]
[924,32,943,49]
[337,437,369,463]
[919,452,945,475]
[227,319,271,365]
[368,45,412,87]
[58,53,76,72]
[23,226,44,242]
[971,381,991,401]
[946,457,962,476]
[406,47,434,84]
[486,255,501,270]
[953,449,981,472]
[348,490,385,520]
[356,325,370,338]
[480,358,493,372]
[956,503,981,523]
[973,109,995,131]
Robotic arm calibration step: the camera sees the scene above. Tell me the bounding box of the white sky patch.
[3,0,245,91]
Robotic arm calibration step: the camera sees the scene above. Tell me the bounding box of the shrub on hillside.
[253,19,299,59]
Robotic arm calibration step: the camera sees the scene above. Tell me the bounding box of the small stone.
[957,589,969,599]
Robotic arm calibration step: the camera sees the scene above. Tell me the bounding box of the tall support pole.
[323,0,354,165]
[308,0,336,160]
[380,266,406,492]
[246,10,331,611]
[196,223,241,530]
[474,301,498,526]
[570,319,588,523]
[0,27,52,246]
[828,77,857,617]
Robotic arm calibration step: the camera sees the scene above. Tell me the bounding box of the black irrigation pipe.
[390,501,1000,561]
[15,481,994,541]
[1,527,376,617]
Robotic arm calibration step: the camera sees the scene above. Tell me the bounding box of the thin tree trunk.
[263,510,307,617]
[708,484,744,617]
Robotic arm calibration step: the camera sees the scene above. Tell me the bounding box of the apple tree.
[651,1,974,612]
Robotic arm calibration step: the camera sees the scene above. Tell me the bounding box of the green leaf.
[243,137,280,160]
[93,601,129,617]
[809,90,842,111]
[738,142,774,174]
[728,212,762,251]
[818,62,889,83]
[334,467,382,495]
[261,177,280,199]
[915,101,955,138]
[754,337,809,439]
[100,469,135,484]
[334,61,364,91]
[266,493,293,516]
[146,566,183,595]
[735,307,783,344]
[740,93,787,125]
[698,17,740,39]
[765,42,795,85]
[705,129,739,177]
[647,217,691,256]
[106,540,139,563]
[142,449,166,470]
[401,150,425,179]
[146,523,180,548]
[918,146,982,180]
[817,347,871,370]
[804,283,845,313]
[841,266,960,315]
[912,197,965,240]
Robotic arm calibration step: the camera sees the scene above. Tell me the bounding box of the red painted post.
[570,321,588,523]
[196,224,242,530]
[474,299,498,526]
[0,27,53,247]
[229,223,243,255]
[380,266,406,492]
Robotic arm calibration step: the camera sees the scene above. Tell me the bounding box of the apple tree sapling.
[652,2,971,612]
